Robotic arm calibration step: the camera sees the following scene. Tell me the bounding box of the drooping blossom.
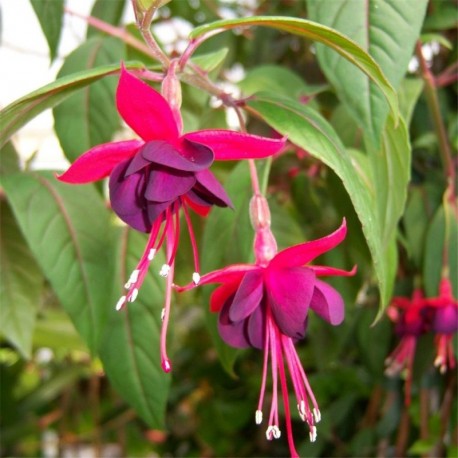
[178,195,355,457]
[426,277,458,373]
[58,67,285,372]
[385,288,430,405]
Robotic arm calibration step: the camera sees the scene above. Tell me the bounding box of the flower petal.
[57,140,141,183]
[266,267,315,339]
[184,130,286,160]
[229,270,264,322]
[145,169,196,202]
[270,219,347,269]
[210,280,240,312]
[432,305,458,334]
[247,304,266,350]
[147,200,172,225]
[183,194,212,216]
[309,279,345,326]
[141,141,213,171]
[195,170,233,208]
[311,264,357,277]
[218,298,251,348]
[116,67,179,141]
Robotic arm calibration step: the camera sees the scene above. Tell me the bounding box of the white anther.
[255,410,263,425]
[159,264,171,277]
[115,296,126,311]
[266,426,281,441]
[148,248,156,261]
[128,288,139,303]
[125,269,140,289]
[266,426,274,441]
[272,426,281,439]
[309,425,317,442]
[297,404,306,422]
[161,308,166,321]
[192,272,201,285]
[299,400,306,416]
[313,408,321,423]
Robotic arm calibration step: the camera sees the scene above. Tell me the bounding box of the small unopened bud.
[249,194,271,230]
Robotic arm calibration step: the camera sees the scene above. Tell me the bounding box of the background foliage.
[0,0,457,457]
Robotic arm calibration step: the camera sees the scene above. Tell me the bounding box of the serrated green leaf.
[0,61,143,149]
[248,94,410,313]
[0,200,43,358]
[2,171,114,353]
[190,16,399,122]
[54,37,125,162]
[30,0,64,62]
[307,0,427,147]
[99,227,170,428]
[87,0,126,38]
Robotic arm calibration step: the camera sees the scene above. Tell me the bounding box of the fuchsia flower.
[178,210,355,457]
[426,278,458,373]
[385,288,430,405]
[58,67,285,372]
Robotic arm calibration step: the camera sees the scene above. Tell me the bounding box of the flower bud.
[249,194,271,231]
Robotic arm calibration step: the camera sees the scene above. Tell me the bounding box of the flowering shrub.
[1,1,456,457]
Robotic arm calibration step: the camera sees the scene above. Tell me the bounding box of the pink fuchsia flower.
[178,216,355,457]
[425,278,458,373]
[385,288,430,405]
[58,67,285,372]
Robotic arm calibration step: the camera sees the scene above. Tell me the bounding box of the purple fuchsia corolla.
[178,195,356,457]
[58,67,285,372]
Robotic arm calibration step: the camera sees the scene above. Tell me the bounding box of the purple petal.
[116,67,179,141]
[247,304,266,350]
[218,297,251,349]
[141,141,213,172]
[147,200,173,225]
[195,170,233,208]
[185,189,214,208]
[58,140,141,183]
[432,304,458,334]
[229,270,264,322]
[266,267,315,339]
[125,150,151,177]
[309,279,345,326]
[145,169,196,202]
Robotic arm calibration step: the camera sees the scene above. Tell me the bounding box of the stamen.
[148,248,156,261]
[265,425,281,440]
[128,288,139,303]
[115,295,126,311]
[159,264,171,277]
[309,425,317,442]
[192,272,201,285]
[182,201,201,276]
[313,407,321,423]
[161,358,171,373]
[255,410,263,425]
[125,269,140,289]
[273,426,281,439]
[161,308,165,322]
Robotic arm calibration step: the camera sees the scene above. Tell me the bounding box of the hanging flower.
[58,67,286,372]
[385,288,430,405]
[178,210,355,457]
[426,277,458,373]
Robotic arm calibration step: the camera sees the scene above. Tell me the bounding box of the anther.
[159,264,171,277]
[128,288,139,303]
[297,404,305,422]
[309,426,317,442]
[125,269,140,288]
[115,296,126,311]
[313,407,321,423]
[148,248,156,261]
[192,272,201,285]
[272,426,281,439]
[161,308,165,321]
[255,410,263,425]
[161,358,171,373]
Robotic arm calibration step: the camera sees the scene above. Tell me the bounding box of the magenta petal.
[145,169,196,202]
[195,170,233,208]
[309,279,345,326]
[218,298,251,349]
[270,219,347,269]
[229,270,264,322]
[57,140,141,183]
[184,130,286,160]
[141,141,213,171]
[116,68,179,141]
[266,267,315,339]
[432,305,458,334]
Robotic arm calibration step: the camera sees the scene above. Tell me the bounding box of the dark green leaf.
[0,200,43,358]
[54,37,125,162]
[0,61,143,149]
[2,171,114,353]
[190,16,399,121]
[307,0,427,147]
[99,227,170,428]
[87,0,126,38]
[30,0,64,61]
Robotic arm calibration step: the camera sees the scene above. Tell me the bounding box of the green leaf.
[0,200,43,358]
[192,48,229,72]
[2,171,114,353]
[0,61,143,149]
[30,0,64,62]
[190,16,399,122]
[306,0,427,147]
[398,78,424,127]
[87,0,126,38]
[98,227,170,428]
[201,162,256,374]
[248,94,410,313]
[53,37,125,162]
[0,142,21,176]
